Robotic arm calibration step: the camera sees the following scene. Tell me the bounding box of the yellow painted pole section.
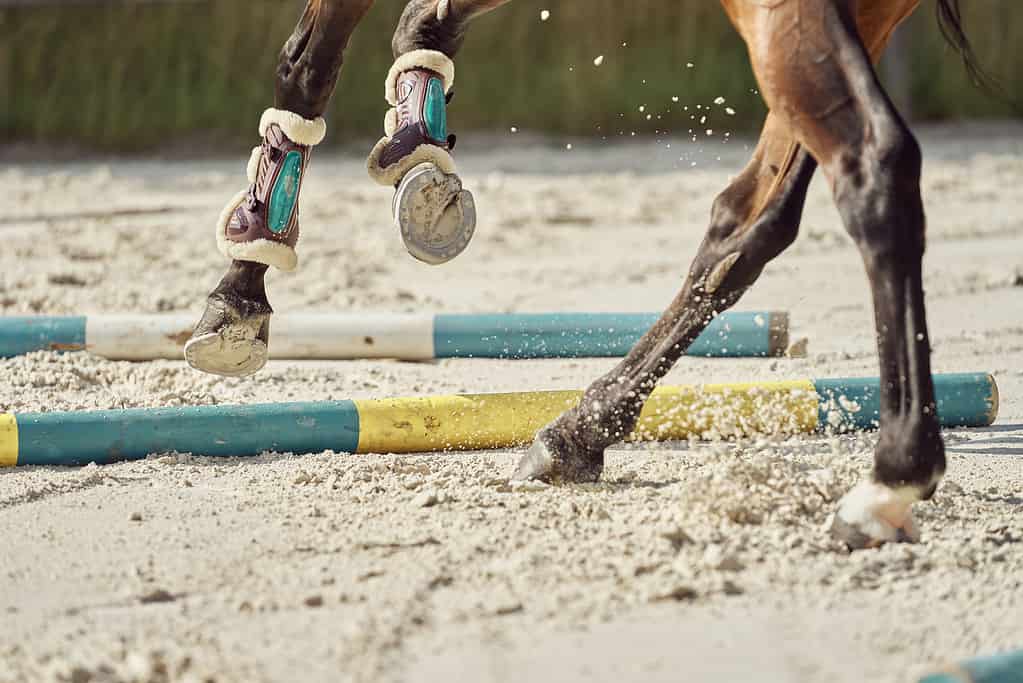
[0,414,18,466]
[354,380,818,454]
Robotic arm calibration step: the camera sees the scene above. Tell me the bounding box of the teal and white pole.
[0,311,789,361]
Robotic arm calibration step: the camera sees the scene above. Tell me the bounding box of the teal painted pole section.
[815,373,997,431]
[433,311,781,359]
[920,650,1023,683]
[15,401,361,466]
[0,316,85,357]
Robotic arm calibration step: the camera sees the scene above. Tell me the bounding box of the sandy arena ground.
[1,122,1022,682]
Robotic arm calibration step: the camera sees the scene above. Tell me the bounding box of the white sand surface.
[1,123,1021,682]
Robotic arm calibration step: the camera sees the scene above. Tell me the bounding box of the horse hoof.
[184,296,270,378]
[512,427,604,484]
[393,162,476,265]
[827,480,921,550]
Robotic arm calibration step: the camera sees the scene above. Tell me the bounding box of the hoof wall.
[827,514,916,550]
[828,480,921,550]
[512,437,556,482]
[512,429,603,485]
[394,162,476,265]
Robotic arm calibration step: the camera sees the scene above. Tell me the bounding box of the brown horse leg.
[737,0,939,549]
[724,0,939,549]
[521,0,940,549]
[366,0,512,264]
[514,113,816,482]
[187,0,374,376]
[391,0,513,55]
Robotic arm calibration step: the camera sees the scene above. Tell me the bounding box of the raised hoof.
[512,427,604,484]
[393,162,476,265]
[827,480,921,550]
[184,296,271,378]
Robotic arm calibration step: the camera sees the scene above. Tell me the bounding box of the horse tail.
[934,0,1018,111]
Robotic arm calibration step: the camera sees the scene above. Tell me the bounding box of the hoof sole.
[394,162,476,265]
[184,318,268,378]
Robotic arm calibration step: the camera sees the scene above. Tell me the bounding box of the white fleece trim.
[215,189,249,260]
[224,239,298,272]
[214,188,298,272]
[366,137,456,187]
[385,50,455,106]
[384,108,399,137]
[246,146,263,184]
[258,108,326,147]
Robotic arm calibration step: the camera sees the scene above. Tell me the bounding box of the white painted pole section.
[272,313,435,360]
[86,315,194,360]
[86,314,436,361]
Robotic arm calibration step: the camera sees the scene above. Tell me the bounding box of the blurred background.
[2,0,1021,154]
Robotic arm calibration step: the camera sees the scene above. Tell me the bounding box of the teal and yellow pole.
[0,374,998,467]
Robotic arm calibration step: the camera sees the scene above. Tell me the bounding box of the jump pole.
[0,311,789,361]
[920,650,1023,683]
[0,373,997,467]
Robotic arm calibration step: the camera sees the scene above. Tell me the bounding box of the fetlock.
[216,108,326,271]
[872,415,946,493]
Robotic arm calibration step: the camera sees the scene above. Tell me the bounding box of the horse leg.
[722,0,940,549]
[519,0,939,551]
[737,0,940,549]
[185,0,375,377]
[367,0,512,264]
[514,112,816,482]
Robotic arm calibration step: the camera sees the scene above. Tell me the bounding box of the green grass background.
[2,0,1020,151]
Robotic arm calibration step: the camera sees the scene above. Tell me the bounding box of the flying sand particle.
[593,55,604,67]
[540,9,550,21]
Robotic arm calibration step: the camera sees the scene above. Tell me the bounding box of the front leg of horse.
[367,0,510,264]
[186,0,372,376]
[186,109,326,376]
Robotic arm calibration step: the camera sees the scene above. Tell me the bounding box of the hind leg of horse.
[516,1,940,549]
[185,0,374,377]
[514,113,817,482]
[367,0,512,264]
[734,0,940,548]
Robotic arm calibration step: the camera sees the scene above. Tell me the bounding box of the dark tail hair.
[935,0,1019,111]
